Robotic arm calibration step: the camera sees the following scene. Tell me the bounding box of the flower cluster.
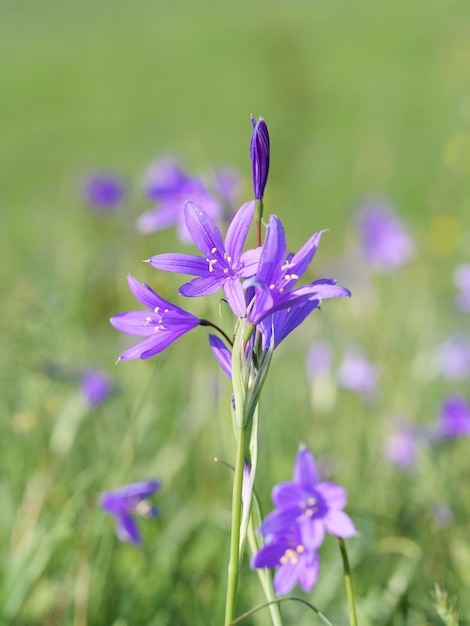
[252,444,356,595]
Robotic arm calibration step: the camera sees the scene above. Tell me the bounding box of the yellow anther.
[211,247,217,253]
[154,307,160,313]
[146,316,152,323]
[269,284,276,290]
[290,273,299,280]
[307,497,317,506]
[223,268,229,274]
[296,545,305,554]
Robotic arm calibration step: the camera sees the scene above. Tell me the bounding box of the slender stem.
[199,319,233,347]
[224,426,246,625]
[337,538,358,626]
[254,199,263,247]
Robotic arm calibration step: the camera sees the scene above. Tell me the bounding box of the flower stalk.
[337,538,358,626]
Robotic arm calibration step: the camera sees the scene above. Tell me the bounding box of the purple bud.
[80,370,113,407]
[250,116,270,200]
[81,173,125,211]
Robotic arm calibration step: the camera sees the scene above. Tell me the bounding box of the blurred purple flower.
[250,116,270,200]
[80,370,113,407]
[110,275,200,361]
[436,396,470,438]
[337,349,378,396]
[208,334,232,379]
[148,201,260,317]
[357,202,415,272]
[213,167,244,218]
[100,479,160,545]
[82,173,126,211]
[384,424,418,469]
[453,264,470,312]
[306,341,333,377]
[435,335,470,381]
[252,523,320,595]
[137,158,221,243]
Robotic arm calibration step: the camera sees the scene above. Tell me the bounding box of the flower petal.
[179,276,224,298]
[299,518,325,550]
[299,552,320,592]
[315,482,347,510]
[136,204,176,234]
[147,253,210,277]
[257,215,287,285]
[259,507,298,536]
[240,247,262,277]
[115,513,141,545]
[110,311,158,336]
[223,278,246,317]
[324,510,356,538]
[184,201,225,257]
[294,444,318,489]
[289,230,324,279]
[272,482,305,509]
[224,201,256,261]
[251,541,289,569]
[273,561,300,596]
[208,334,232,379]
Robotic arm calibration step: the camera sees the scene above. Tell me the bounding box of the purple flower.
[259,444,356,548]
[453,264,470,312]
[110,275,200,360]
[100,480,160,545]
[306,341,333,378]
[436,396,470,438]
[435,335,470,381]
[357,202,415,272]
[208,334,232,379]
[247,215,350,345]
[384,424,418,469]
[137,158,221,243]
[80,370,113,407]
[82,172,125,211]
[337,349,377,397]
[250,116,270,200]
[148,201,260,317]
[252,523,320,595]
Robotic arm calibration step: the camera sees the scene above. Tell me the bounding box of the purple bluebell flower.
[82,172,125,211]
[148,201,260,317]
[453,264,470,312]
[252,523,320,595]
[137,158,221,243]
[435,335,470,381]
[384,424,418,469]
[436,396,470,438]
[80,370,113,407]
[337,349,377,397]
[247,215,350,345]
[357,201,415,272]
[110,275,200,360]
[259,445,356,548]
[100,480,160,545]
[250,116,270,200]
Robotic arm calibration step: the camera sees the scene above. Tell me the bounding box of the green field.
[1,1,470,624]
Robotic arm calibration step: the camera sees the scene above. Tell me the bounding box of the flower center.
[279,544,305,565]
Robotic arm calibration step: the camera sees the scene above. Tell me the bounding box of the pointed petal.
[179,276,224,298]
[147,253,210,276]
[299,553,320,592]
[315,482,347,510]
[257,215,287,285]
[240,247,262,277]
[184,201,225,257]
[324,510,356,538]
[117,329,188,361]
[259,507,298,536]
[224,201,255,261]
[289,230,324,279]
[273,561,300,596]
[223,279,246,317]
[115,513,141,545]
[294,444,318,489]
[110,311,160,336]
[208,334,232,379]
[272,482,305,509]
[299,518,325,550]
[126,275,166,309]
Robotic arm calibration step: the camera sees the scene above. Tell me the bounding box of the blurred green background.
[2,0,470,624]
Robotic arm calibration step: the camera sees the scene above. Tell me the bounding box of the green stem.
[337,538,358,626]
[224,426,246,625]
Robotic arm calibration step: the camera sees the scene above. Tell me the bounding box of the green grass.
[1,0,470,624]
